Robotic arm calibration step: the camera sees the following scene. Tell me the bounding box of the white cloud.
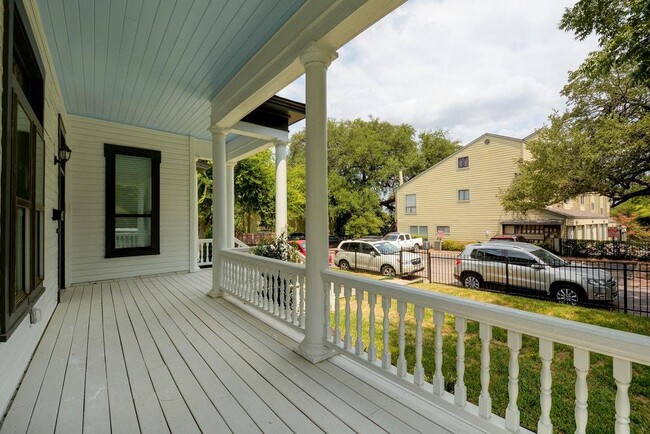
[280,0,599,143]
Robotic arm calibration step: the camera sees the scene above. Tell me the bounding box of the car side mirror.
[371,251,378,257]
[531,263,545,270]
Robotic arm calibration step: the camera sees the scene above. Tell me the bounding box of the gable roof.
[397,132,526,191]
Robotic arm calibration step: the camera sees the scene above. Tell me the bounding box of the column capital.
[226,160,236,168]
[300,44,338,68]
[272,138,288,148]
[209,125,230,136]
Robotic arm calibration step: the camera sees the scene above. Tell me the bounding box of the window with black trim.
[1,1,46,340]
[105,144,160,258]
[457,156,469,168]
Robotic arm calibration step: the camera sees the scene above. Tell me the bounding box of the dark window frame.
[457,156,469,169]
[1,0,46,341]
[104,144,161,258]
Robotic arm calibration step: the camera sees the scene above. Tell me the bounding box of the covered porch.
[1,270,464,433]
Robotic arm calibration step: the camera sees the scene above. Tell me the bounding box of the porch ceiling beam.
[226,136,270,163]
[229,121,289,142]
[210,0,405,129]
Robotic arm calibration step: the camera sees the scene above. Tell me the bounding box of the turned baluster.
[574,349,590,434]
[505,331,522,432]
[333,284,342,345]
[613,358,632,434]
[454,317,467,407]
[397,301,407,377]
[355,289,364,356]
[323,281,331,339]
[381,296,392,369]
[368,293,377,362]
[413,306,424,385]
[537,339,554,434]
[432,310,445,396]
[343,286,352,350]
[478,323,492,419]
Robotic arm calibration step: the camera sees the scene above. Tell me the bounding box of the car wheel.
[381,265,396,277]
[553,285,584,305]
[338,260,350,271]
[413,244,420,252]
[462,272,483,289]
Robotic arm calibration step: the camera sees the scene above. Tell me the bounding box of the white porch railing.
[198,238,248,266]
[220,249,307,330]
[321,269,650,434]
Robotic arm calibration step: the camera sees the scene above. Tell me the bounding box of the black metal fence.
[408,251,650,317]
[551,239,650,262]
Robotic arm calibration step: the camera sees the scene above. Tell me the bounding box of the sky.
[278,0,600,144]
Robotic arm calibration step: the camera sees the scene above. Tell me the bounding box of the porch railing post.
[208,126,230,298]
[297,44,337,363]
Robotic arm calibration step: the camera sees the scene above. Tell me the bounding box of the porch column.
[297,44,337,363]
[226,162,235,247]
[275,140,288,237]
[208,127,229,298]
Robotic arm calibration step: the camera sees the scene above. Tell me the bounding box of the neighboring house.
[396,133,611,243]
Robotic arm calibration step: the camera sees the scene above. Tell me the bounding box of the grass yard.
[331,278,650,433]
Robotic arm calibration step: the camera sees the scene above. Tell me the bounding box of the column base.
[208,287,225,298]
[295,340,336,363]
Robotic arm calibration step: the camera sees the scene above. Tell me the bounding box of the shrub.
[251,232,298,262]
[441,240,469,251]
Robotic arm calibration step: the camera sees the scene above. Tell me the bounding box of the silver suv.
[334,240,424,277]
[454,242,617,305]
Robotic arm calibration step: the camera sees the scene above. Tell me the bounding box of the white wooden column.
[297,44,337,363]
[208,127,229,298]
[226,162,235,247]
[275,140,288,237]
[189,137,200,272]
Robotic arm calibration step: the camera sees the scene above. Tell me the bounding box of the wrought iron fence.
[410,250,650,317]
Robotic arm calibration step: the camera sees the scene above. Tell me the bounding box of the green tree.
[560,0,650,87]
[502,1,650,212]
[611,196,650,241]
[288,118,459,237]
[235,150,276,232]
[197,165,213,238]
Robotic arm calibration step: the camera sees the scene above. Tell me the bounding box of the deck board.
[1,270,455,434]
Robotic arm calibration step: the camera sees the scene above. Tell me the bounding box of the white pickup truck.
[382,232,423,251]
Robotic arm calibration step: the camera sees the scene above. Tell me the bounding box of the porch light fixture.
[54,143,72,165]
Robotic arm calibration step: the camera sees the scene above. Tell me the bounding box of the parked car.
[290,239,333,265]
[334,240,424,277]
[453,242,618,305]
[488,234,529,242]
[382,232,423,251]
[288,232,305,240]
[357,235,382,242]
[328,235,341,248]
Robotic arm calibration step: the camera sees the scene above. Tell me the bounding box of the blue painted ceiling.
[37,0,305,140]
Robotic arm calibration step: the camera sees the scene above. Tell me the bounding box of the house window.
[105,144,161,257]
[579,195,585,205]
[409,226,428,238]
[591,202,595,211]
[1,2,46,340]
[405,194,416,214]
[436,226,451,235]
[457,189,470,202]
[457,156,469,168]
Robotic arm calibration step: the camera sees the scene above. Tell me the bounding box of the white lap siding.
[67,115,208,283]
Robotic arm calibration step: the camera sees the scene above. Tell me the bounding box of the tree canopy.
[289,118,460,238]
[501,0,650,212]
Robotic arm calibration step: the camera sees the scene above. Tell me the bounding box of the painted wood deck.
[0,271,465,433]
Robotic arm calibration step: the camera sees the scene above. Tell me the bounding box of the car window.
[383,234,398,241]
[471,248,506,262]
[530,248,566,267]
[506,250,537,266]
[374,241,399,254]
[359,243,375,255]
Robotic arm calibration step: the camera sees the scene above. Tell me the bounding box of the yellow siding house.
[396,133,610,243]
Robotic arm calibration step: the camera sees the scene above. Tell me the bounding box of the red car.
[291,240,333,265]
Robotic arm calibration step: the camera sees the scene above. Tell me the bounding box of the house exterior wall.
[396,134,612,243]
[396,135,523,243]
[67,115,209,283]
[0,0,66,415]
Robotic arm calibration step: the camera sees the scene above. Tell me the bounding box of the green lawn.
[331,277,650,433]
